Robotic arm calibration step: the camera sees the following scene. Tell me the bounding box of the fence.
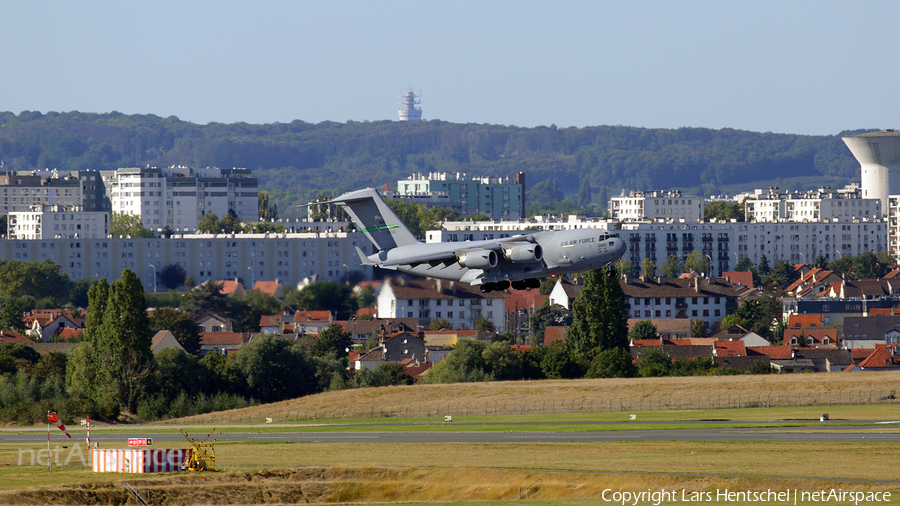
[163,389,897,425]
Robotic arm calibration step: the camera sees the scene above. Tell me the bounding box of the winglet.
[355,246,375,266]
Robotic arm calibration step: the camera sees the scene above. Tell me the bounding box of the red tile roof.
[504,288,548,313]
[56,328,84,340]
[787,314,825,329]
[218,279,243,295]
[509,344,532,353]
[857,345,900,369]
[259,314,282,327]
[747,345,794,360]
[252,280,281,297]
[722,271,753,288]
[868,308,900,317]
[199,332,248,346]
[782,328,838,346]
[543,326,567,346]
[294,311,332,323]
[715,341,746,357]
[355,308,378,318]
[0,330,32,343]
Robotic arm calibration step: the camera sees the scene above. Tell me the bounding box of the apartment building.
[395,171,525,219]
[100,166,258,231]
[7,206,109,240]
[609,190,704,222]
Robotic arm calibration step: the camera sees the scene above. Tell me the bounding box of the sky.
[2,1,899,136]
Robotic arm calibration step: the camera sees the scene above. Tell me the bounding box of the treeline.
[0,111,864,216]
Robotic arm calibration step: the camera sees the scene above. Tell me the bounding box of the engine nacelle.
[458,249,498,269]
[504,244,543,263]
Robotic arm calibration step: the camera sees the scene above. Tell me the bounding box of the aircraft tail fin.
[320,188,419,252]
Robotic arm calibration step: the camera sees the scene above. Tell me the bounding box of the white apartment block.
[0,232,372,292]
[395,171,525,220]
[743,186,880,223]
[376,277,506,331]
[609,190,704,222]
[0,173,82,216]
[7,206,109,240]
[426,216,886,276]
[101,166,258,231]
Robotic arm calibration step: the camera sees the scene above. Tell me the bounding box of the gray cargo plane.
[319,188,627,292]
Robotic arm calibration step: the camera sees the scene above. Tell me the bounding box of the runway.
[3,423,899,445]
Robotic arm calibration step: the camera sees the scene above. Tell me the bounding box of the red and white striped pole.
[46,411,50,471]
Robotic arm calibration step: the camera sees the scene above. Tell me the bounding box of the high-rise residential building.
[609,190,704,222]
[743,185,880,223]
[0,171,83,215]
[7,206,109,240]
[100,166,258,231]
[395,171,525,220]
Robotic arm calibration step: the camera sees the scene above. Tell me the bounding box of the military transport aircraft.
[317,188,627,293]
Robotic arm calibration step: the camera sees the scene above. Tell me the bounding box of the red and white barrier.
[92,449,191,473]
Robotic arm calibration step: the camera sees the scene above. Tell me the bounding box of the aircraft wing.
[371,236,540,269]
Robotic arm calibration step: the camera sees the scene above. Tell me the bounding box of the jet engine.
[458,249,498,269]
[503,244,543,263]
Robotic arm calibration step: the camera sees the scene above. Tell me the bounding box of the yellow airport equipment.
[180,429,221,472]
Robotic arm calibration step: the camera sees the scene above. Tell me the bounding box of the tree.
[93,269,154,413]
[757,254,771,276]
[586,347,636,378]
[704,201,744,222]
[828,254,853,278]
[540,342,584,379]
[684,250,709,276]
[158,264,187,290]
[734,257,755,272]
[853,251,886,279]
[615,258,636,277]
[691,318,707,337]
[312,323,352,359]
[636,348,672,377]
[226,334,317,402]
[285,281,355,320]
[258,191,278,222]
[429,318,453,331]
[528,303,571,345]
[369,363,415,386]
[577,178,591,207]
[481,341,523,380]
[629,320,658,342]
[527,179,564,204]
[197,213,220,233]
[423,339,488,383]
[660,254,684,278]
[220,210,242,234]
[149,307,202,355]
[0,297,28,333]
[565,266,628,361]
[110,212,155,238]
[182,281,232,316]
[641,258,656,277]
[767,259,799,290]
[812,253,829,269]
[474,316,495,333]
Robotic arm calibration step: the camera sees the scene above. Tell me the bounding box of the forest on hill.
[0,111,866,217]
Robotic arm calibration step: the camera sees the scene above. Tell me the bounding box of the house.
[782,328,838,347]
[193,310,233,333]
[846,344,900,371]
[355,347,386,370]
[294,310,333,335]
[714,341,746,357]
[627,318,692,340]
[422,329,478,348]
[620,276,740,330]
[784,268,842,297]
[151,330,186,354]
[259,314,285,334]
[24,310,84,343]
[505,288,549,332]
[252,280,282,297]
[548,278,583,309]
[543,326,567,346]
[199,332,250,356]
[343,318,418,345]
[841,316,900,349]
[217,279,247,299]
[787,314,826,329]
[382,332,427,363]
[376,277,506,332]
[721,271,753,289]
[793,349,853,372]
[0,330,32,344]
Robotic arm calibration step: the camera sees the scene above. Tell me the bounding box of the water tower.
[842,130,900,209]
[398,89,422,121]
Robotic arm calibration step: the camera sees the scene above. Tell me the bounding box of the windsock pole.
[46,411,51,471]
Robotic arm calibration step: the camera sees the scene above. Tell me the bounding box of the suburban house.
[782,328,838,347]
[199,332,250,355]
[193,310,233,333]
[294,310,333,335]
[784,268,842,297]
[0,330,32,344]
[24,310,84,343]
[151,330,186,354]
[353,332,427,370]
[376,277,506,332]
[217,279,247,299]
[342,318,418,346]
[548,278,583,309]
[251,280,282,297]
[846,344,900,371]
[721,271,753,289]
[543,326,567,346]
[841,316,900,348]
[627,318,692,341]
[422,329,478,348]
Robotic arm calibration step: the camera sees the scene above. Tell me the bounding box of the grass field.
[1,373,898,504]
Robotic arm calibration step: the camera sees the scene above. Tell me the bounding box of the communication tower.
[398,89,422,121]
[842,130,900,209]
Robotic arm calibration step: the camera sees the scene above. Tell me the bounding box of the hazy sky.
[3,1,898,135]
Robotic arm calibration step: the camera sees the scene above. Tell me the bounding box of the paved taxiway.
[2,422,899,445]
